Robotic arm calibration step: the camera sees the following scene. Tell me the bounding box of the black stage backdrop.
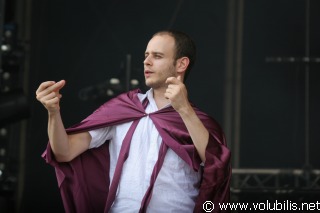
[16,0,320,212]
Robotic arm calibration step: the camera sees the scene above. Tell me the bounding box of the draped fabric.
[42,89,231,213]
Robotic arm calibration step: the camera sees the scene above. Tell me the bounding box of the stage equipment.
[231,168,320,204]
[265,0,318,174]
[0,22,29,126]
[0,1,29,212]
[0,89,29,126]
[78,54,141,101]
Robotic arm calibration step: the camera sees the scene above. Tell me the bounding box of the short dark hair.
[152,30,196,81]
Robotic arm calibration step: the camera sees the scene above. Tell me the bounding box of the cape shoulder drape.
[42,89,231,213]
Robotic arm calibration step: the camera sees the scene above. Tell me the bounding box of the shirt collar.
[137,88,171,111]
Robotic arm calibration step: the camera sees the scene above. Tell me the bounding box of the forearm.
[36,80,89,162]
[164,77,210,162]
[178,106,209,163]
[47,111,70,162]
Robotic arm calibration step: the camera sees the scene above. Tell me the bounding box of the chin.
[145,79,153,87]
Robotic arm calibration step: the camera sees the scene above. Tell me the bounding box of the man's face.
[143,34,177,90]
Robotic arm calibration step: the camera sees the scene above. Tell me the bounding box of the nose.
[143,55,152,66]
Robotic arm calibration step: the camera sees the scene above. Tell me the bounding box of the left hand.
[165,75,191,113]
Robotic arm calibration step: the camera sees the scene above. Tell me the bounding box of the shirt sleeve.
[89,126,114,149]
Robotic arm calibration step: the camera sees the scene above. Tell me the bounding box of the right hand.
[36,80,66,113]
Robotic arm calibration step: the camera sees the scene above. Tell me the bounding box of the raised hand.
[165,75,191,113]
[36,80,66,113]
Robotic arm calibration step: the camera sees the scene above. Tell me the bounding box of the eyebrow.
[145,51,165,56]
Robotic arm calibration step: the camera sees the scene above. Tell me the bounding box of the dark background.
[1,0,319,212]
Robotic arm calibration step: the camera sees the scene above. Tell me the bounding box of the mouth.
[144,70,153,77]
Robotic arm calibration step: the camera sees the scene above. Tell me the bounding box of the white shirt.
[89,89,201,213]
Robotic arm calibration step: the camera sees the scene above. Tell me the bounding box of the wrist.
[177,104,194,117]
[48,109,61,117]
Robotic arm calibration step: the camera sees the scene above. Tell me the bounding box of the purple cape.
[42,89,231,213]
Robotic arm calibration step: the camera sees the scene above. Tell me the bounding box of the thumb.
[177,75,182,82]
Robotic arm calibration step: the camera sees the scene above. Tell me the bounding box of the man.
[36,30,231,213]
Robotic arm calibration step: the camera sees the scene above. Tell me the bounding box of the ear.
[176,57,190,75]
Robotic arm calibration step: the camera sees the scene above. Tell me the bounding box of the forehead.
[145,34,175,55]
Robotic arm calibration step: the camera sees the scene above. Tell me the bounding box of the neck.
[152,88,170,109]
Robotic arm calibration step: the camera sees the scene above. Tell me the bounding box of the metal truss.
[231,168,320,192]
